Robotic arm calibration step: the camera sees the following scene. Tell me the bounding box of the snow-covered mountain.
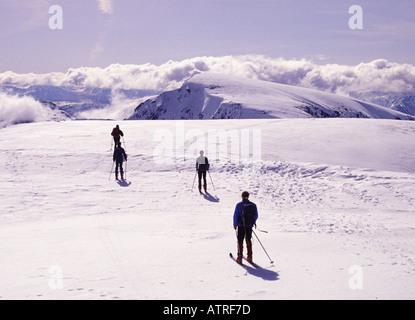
[2,74,415,124]
[127,73,415,121]
[351,91,415,117]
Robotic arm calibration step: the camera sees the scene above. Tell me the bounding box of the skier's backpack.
[112,128,120,138]
[242,202,257,227]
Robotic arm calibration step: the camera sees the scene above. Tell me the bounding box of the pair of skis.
[229,229,275,266]
[229,253,260,268]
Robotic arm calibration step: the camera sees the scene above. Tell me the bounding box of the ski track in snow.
[0,119,414,299]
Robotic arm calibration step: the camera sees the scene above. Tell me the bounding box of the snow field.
[0,119,414,299]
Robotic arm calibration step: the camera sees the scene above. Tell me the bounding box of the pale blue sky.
[1,0,415,73]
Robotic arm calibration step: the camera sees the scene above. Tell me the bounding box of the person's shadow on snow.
[203,192,220,202]
[117,180,131,187]
[244,262,279,281]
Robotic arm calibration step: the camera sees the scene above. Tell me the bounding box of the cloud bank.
[0,92,52,127]
[1,56,414,94]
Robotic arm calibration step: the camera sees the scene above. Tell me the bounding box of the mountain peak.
[128,73,415,120]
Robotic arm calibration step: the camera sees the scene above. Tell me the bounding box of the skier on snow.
[111,124,124,146]
[113,142,127,181]
[196,150,210,193]
[233,191,258,264]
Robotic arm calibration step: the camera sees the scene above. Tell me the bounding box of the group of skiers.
[111,125,127,181]
[110,125,259,265]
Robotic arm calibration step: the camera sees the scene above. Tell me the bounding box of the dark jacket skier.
[196,150,210,193]
[113,142,127,180]
[111,125,124,145]
[233,191,258,264]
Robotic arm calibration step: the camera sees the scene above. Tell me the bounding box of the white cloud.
[1,56,415,95]
[97,0,113,14]
[90,32,107,61]
[0,92,51,127]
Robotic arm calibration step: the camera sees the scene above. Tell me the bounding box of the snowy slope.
[0,119,415,300]
[128,73,415,120]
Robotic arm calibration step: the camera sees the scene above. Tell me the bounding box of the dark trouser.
[115,160,124,175]
[198,170,207,190]
[237,226,253,244]
[237,226,253,260]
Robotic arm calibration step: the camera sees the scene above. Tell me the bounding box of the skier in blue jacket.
[233,191,258,264]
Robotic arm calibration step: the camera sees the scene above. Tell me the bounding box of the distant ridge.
[128,73,415,120]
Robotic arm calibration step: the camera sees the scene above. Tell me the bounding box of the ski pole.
[252,230,274,264]
[208,170,216,191]
[191,171,197,192]
[256,227,269,233]
[122,136,127,152]
[108,161,115,180]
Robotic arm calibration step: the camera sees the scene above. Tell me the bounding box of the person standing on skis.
[111,124,124,146]
[113,142,127,180]
[233,191,258,264]
[196,150,210,193]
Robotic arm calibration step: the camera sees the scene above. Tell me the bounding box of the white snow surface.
[0,119,415,300]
